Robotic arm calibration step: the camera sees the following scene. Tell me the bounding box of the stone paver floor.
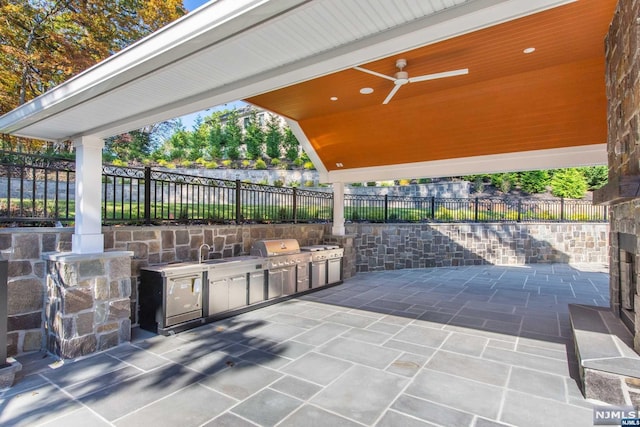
[1,263,610,427]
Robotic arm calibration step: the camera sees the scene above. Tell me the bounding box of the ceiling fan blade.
[354,66,396,82]
[382,84,402,104]
[409,68,469,83]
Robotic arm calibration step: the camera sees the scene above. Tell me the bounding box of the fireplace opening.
[619,233,637,334]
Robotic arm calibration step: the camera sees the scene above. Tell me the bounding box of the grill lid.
[251,239,301,257]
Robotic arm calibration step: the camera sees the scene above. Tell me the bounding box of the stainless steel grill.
[251,239,310,297]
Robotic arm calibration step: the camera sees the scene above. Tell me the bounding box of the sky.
[177,0,244,128]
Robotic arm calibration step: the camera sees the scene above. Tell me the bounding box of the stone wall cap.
[42,250,134,262]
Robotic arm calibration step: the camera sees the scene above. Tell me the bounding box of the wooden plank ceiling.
[247,0,617,173]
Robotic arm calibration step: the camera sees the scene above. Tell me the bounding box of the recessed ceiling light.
[336,162,344,167]
[523,47,536,54]
[360,87,374,94]
[330,96,338,101]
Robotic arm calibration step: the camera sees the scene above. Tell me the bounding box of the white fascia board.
[324,145,606,183]
[0,0,308,135]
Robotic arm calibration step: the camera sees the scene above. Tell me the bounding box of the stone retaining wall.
[346,223,609,272]
[1,221,608,356]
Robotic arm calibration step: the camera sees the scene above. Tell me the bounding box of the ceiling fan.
[354,59,469,105]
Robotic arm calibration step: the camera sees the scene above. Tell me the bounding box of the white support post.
[72,136,104,254]
[332,181,345,236]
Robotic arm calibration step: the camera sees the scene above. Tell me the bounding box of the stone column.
[72,136,105,254]
[332,182,345,236]
[44,251,132,359]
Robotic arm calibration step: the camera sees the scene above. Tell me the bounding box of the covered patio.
[0,264,609,426]
[1,0,637,419]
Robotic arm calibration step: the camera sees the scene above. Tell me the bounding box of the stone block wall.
[347,223,609,272]
[0,230,71,356]
[605,0,640,351]
[44,252,132,359]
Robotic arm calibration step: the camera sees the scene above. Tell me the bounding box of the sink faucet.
[198,244,211,263]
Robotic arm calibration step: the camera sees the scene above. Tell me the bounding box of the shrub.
[435,207,454,221]
[204,161,218,169]
[580,166,608,190]
[293,157,304,167]
[303,161,314,170]
[398,179,411,186]
[271,158,281,166]
[180,160,192,168]
[520,170,550,194]
[257,178,269,185]
[255,159,267,170]
[418,178,431,184]
[304,180,315,187]
[111,159,128,167]
[241,160,251,168]
[350,182,363,187]
[366,182,377,187]
[289,181,300,187]
[551,168,588,198]
[221,159,232,167]
[273,179,284,187]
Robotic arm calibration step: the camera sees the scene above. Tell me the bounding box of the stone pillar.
[44,251,132,358]
[72,136,105,254]
[332,182,345,236]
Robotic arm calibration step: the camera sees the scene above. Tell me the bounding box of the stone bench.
[569,304,640,405]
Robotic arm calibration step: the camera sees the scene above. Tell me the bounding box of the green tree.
[579,166,608,190]
[551,168,588,198]
[283,127,300,161]
[104,130,151,163]
[520,170,550,194]
[224,110,242,160]
[187,116,209,161]
[265,113,282,159]
[206,114,224,159]
[244,109,264,159]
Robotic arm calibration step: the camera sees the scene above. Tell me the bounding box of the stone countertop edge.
[41,250,134,262]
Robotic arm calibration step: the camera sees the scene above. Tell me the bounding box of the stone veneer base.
[0,358,22,389]
[569,304,640,405]
[43,250,133,359]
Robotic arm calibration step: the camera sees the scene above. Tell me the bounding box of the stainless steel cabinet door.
[228,274,248,310]
[249,271,265,304]
[282,267,296,295]
[208,278,229,315]
[268,269,283,299]
[311,261,327,288]
[327,258,342,284]
[166,275,202,318]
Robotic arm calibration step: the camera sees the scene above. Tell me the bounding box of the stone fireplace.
[572,0,640,405]
[592,0,640,353]
[618,233,637,335]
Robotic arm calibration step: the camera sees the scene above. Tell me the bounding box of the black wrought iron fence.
[344,194,607,223]
[0,150,75,224]
[0,151,608,225]
[102,166,334,224]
